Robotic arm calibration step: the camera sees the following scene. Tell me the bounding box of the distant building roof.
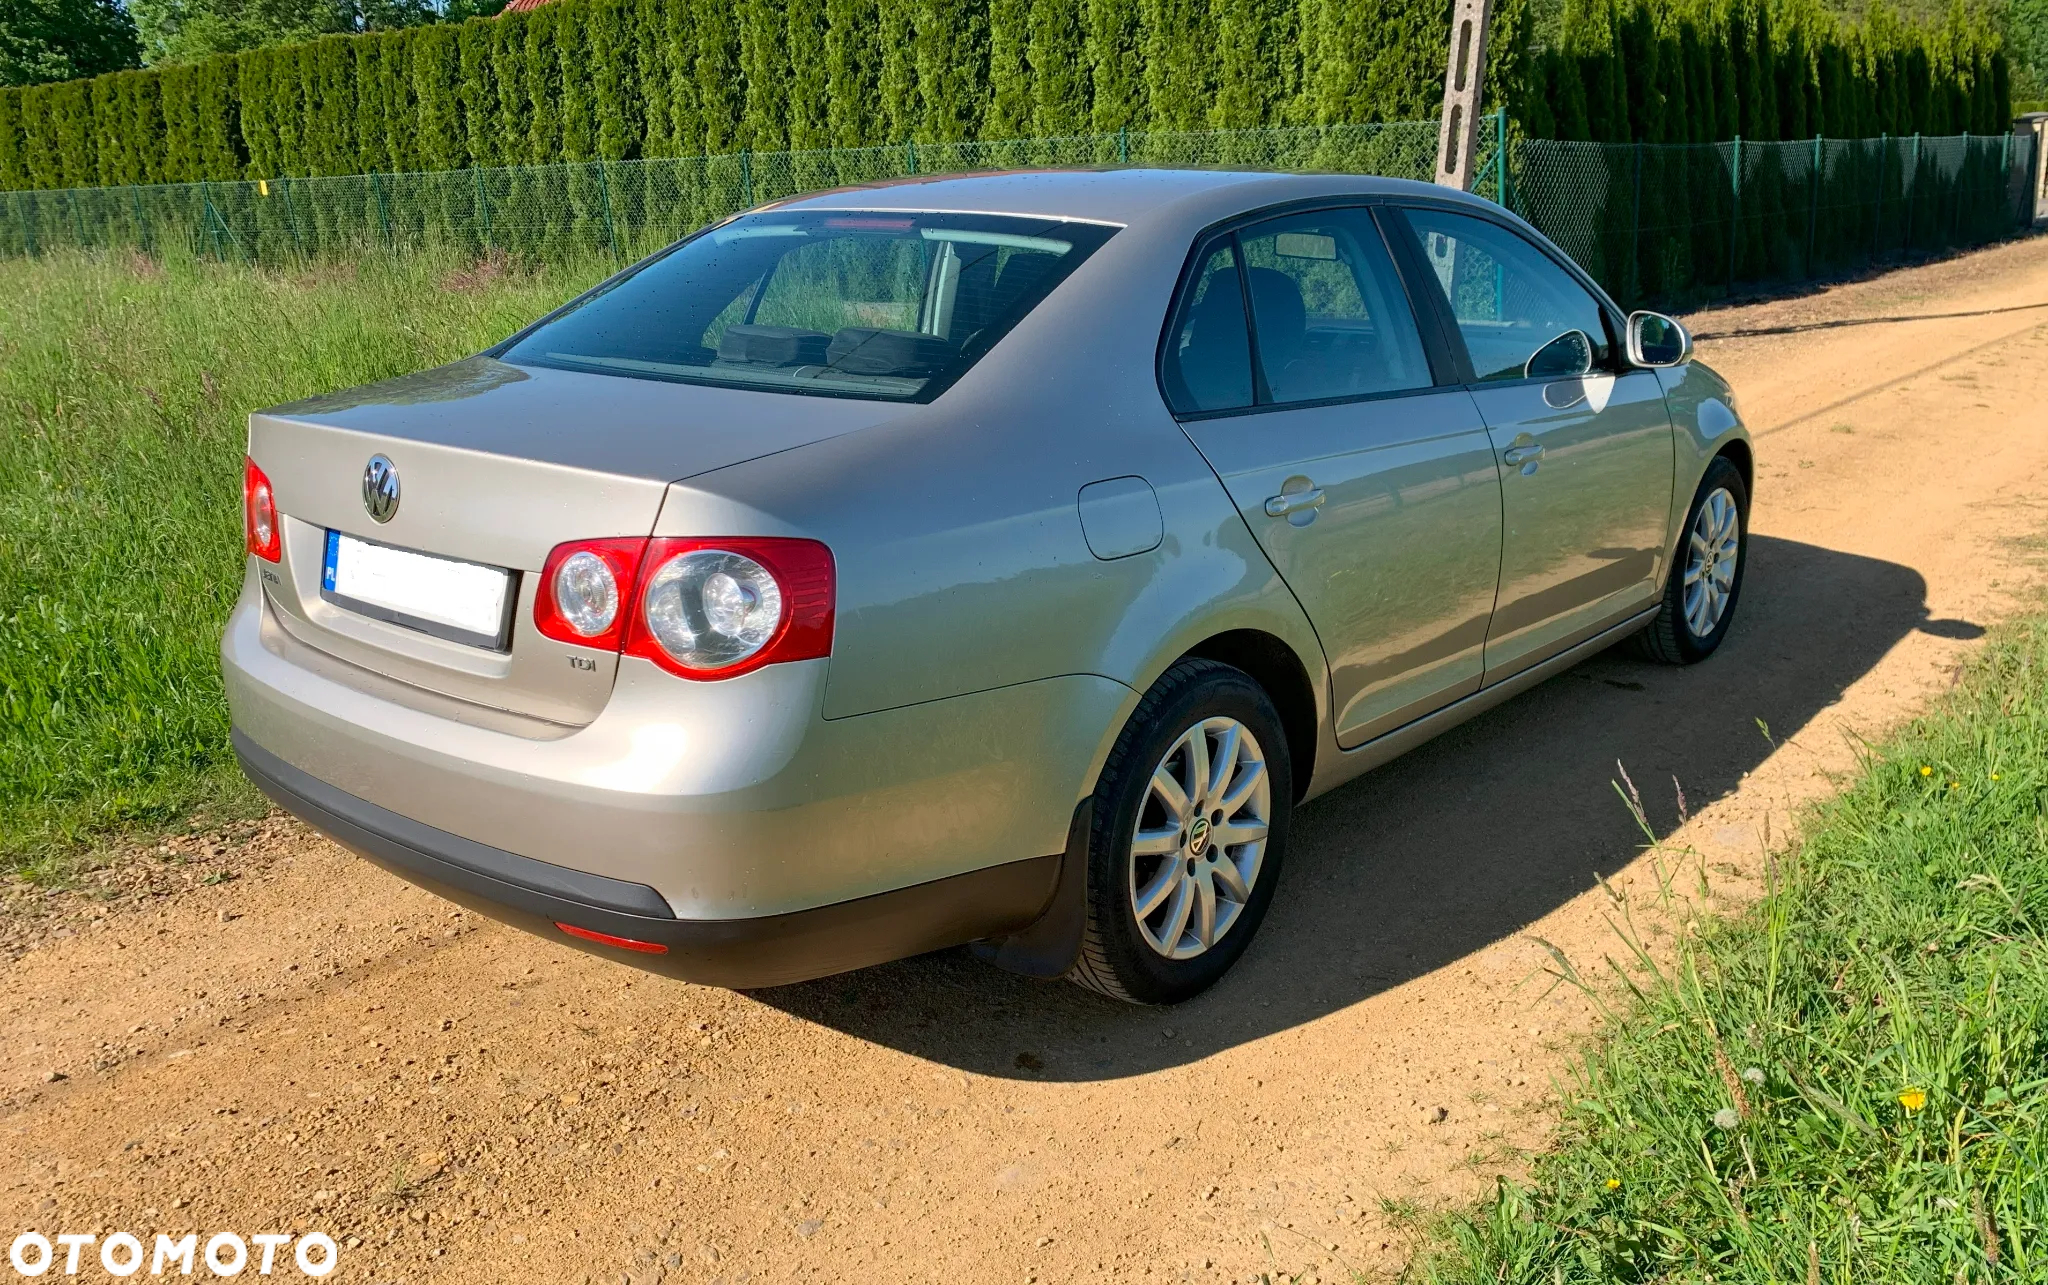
[501,0,558,13]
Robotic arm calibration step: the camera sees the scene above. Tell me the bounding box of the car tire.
[1637,455,1749,665]
[1068,659,1293,1005]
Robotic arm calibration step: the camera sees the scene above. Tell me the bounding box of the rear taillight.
[626,537,835,679]
[533,537,644,650]
[243,456,280,563]
[533,535,834,680]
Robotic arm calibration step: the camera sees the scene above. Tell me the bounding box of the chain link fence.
[0,118,2035,309]
[0,122,1451,268]
[1521,130,2041,309]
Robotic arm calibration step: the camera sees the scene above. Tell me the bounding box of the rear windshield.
[496,210,1119,402]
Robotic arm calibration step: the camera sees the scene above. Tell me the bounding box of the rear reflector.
[554,921,669,954]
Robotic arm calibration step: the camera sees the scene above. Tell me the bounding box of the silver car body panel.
[1466,368,1677,685]
[224,168,1748,975]
[1182,387,1506,749]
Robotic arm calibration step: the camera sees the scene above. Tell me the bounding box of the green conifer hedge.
[1518,0,2011,145]
[0,0,2013,191]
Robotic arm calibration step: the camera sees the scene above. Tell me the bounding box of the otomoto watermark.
[8,1232,338,1278]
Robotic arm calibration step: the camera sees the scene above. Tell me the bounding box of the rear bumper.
[220,566,1130,919]
[236,731,1060,988]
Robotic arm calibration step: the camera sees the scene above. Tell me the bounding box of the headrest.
[717,324,831,367]
[1246,268,1307,344]
[827,328,954,376]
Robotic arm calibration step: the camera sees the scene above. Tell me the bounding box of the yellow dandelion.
[1949,781,1961,791]
[1605,1178,1621,1190]
[1919,766,1933,777]
[1991,773,2002,781]
[1899,1088,1927,1112]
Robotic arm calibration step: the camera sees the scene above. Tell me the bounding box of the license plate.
[322,530,517,651]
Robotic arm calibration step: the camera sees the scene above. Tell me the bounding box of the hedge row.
[1520,132,2035,307]
[0,0,2013,191]
[1521,0,2011,144]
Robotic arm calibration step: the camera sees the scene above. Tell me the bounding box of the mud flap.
[969,797,1092,980]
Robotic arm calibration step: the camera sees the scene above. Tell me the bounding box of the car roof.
[772,167,1499,226]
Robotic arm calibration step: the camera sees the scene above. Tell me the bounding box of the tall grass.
[1417,617,2048,1282]
[0,247,608,871]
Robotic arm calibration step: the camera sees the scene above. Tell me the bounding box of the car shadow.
[749,535,1960,1080]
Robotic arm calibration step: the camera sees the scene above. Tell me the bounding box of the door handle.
[1502,444,1544,465]
[1264,487,1326,517]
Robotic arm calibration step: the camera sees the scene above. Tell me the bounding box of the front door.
[1163,205,1504,748]
[1390,206,1676,683]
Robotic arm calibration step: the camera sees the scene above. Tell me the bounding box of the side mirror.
[1626,311,1691,367]
[1524,328,1594,381]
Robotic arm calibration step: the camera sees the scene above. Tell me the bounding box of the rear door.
[1166,204,1505,748]
[1386,205,1676,684]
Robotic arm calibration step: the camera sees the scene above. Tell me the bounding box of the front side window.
[1236,207,1431,404]
[498,211,1118,402]
[1398,208,1613,382]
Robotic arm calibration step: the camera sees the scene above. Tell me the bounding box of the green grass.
[1415,616,2048,1283]
[0,247,608,873]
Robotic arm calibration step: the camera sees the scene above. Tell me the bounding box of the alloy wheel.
[1128,716,1272,960]
[1682,486,1740,638]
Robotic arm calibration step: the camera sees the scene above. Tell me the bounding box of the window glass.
[498,211,1116,402]
[1237,208,1431,404]
[741,236,927,339]
[1161,244,1254,414]
[1400,208,1612,382]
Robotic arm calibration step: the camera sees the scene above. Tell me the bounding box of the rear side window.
[1161,205,1433,416]
[1397,207,1614,382]
[498,211,1118,402]
[1236,208,1431,404]
[1161,244,1254,414]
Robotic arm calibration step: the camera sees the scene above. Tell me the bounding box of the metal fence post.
[1807,134,1821,271]
[1118,125,1129,165]
[1952,132,1966,244]
[2001,130,2013,225]
[200,181,225,259]
[131,185,150,254]
[370,171,393,251]
[1496,109,1511,208]
[1873,133,1887,257]
[1905,132,1920,251]
[1630,140,1643,303]
[473,167,492,251]
[739,150,754,207]
[282,177,305,262]
[1727,134,1742,288]
[596,161,621,261]
[12,189,35,256]
[905,140,918,175]
[68,189,87,248]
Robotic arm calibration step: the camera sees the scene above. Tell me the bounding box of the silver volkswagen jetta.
[223,169,1751,1004]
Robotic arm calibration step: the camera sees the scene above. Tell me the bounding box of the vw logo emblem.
[362,455,400,524]
[1186,816,1211,857]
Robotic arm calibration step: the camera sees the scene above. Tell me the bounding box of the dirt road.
[8,235,2048,1285]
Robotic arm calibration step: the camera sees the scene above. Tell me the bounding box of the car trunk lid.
[248,357,896,726]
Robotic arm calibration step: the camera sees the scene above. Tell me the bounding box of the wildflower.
[1920,765,1933,776]
[1713,1107,1742,1130]
[1899,1088,1927,1112]
[1605,1178,1621,1190]
[1991,773,2002,781]
[1949,781,1961,791]
[1741,1067,1766,1085]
